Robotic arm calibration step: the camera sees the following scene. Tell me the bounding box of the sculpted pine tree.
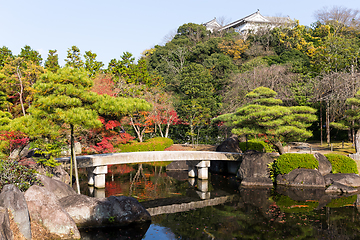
[214,87,317,154]
[29,67,151,191]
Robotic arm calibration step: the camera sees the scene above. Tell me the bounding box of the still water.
[78,164,360,239]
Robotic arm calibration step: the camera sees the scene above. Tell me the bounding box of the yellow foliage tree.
[219,39,249,60]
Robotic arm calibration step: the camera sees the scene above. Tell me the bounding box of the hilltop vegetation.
[0,6,360,158]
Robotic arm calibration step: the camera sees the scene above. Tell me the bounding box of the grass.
[307,141,356,155]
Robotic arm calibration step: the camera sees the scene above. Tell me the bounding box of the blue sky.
[0,0,358,67]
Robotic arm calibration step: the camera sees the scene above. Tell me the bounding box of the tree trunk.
[326,101,330,145]
[165,123,170,138]
[156,123,164,137]
[273,141,286,155]
[71,124,80,194]
[16,65,26,116]
[320,101,323,145]
[355,129,360,154]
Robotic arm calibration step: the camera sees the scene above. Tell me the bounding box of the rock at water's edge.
[24,185,80,239]
[237,151,273,180]
[0,206,13,240]
[60,194,151,228]
[324,173,360,187]
[314,153,332,176]
[276,169,325,187]
[325,182,358,194]
[36,174,76,200]
[0,184,31,240]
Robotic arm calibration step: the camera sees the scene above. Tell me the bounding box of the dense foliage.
[0,159,42,191]
[324,153,359,174]
[274,153,319,175]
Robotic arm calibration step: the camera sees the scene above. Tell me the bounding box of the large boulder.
[60,194,151,228]
[0,207,13,240]
[276,169,326,187]
[36,174,76,199]
[0,184,31,240]
[237,151,273,180]
[314,153,332,175]
[324,173,360,187]
[24,185,80,239]
[216,136,241,153]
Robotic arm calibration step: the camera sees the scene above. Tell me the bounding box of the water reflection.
[78,164,360,239]
[79,222,150,240]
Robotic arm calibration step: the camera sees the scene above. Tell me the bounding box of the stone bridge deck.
[56,151,242,188]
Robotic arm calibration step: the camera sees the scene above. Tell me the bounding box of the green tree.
[0,57,45,117]
[332,89,360,154]
[176,63,216,145]
[0,46,13,69]
[214,87,317,154]
[18,45,42,65]
[65,46,83,68]
[44,50,60,73]
[84,50,104,78]
[311,35,360,73]
[26,67,151,191]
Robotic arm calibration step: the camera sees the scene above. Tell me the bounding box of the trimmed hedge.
[239,139,274,153]
[274,153,318,175]
[118,137,173,152]
[324,153,358,174]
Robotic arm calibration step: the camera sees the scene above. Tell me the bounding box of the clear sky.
[0,0,358,67]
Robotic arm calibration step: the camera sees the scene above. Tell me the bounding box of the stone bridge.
[57,151,242,188]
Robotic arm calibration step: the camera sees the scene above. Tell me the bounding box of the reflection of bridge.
[141,190,238,216]
[57,151,242,188]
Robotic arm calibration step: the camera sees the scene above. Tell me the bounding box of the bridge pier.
[87,166,108,188]
[188,160,210,180]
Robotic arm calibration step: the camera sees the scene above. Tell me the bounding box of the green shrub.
[0,160,42,192]
[274,153,318,175]
[118,137,173,152]
[324,154,358,174]
[239,139,274,153]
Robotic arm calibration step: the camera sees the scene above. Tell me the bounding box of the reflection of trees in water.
[128,164,178,200]
[153,187,360,239]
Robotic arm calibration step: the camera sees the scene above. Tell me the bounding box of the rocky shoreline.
[0,173,151,240]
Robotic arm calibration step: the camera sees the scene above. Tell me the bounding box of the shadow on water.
[79,222,150,240]
[77,164,360,239]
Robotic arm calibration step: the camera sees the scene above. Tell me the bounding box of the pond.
[77,164,360,239]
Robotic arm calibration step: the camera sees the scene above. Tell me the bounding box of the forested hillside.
[0,6,359,158]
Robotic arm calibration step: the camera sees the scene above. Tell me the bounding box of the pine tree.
[65,46,83,68]
[44,50,60,73]
[214,87,317,154]
[28,67,151,191]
